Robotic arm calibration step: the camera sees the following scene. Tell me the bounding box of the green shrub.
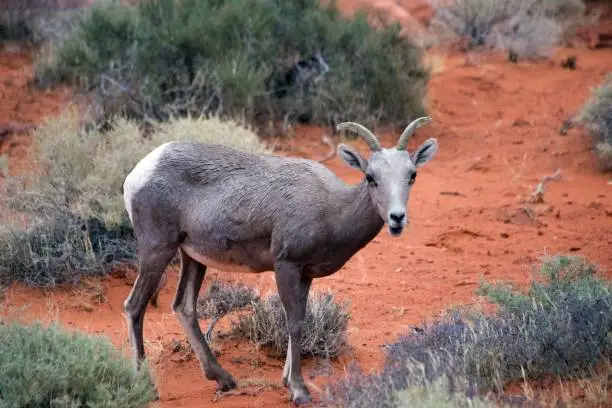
[36,0,428,131]
[428,0,587,60]
[0,321,156,407]
[576,74,612,171]
[326,255,612,407]
[233,290,350,358]
[0,111,268,287]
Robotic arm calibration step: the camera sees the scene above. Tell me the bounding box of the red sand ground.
[1,1,612,407]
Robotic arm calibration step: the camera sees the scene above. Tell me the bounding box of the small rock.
[500,232,510,238]
[569,247,581,252]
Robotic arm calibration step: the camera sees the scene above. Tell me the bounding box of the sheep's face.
[338,138,438,237]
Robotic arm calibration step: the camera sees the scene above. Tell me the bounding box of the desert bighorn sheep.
[122,117,437,404]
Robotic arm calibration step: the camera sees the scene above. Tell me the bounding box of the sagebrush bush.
[428,0,587,60]
[0,214,135,288]
[0,1,84,46]
[0,321,157,407]
[0,7,35,43]
[36,0,428,131]
[0,110,268,287]
[197,280,259,319]
[233,290,350,358]
[326,255,612,407]
[577,74,612,171]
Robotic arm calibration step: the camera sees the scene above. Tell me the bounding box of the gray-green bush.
[36,0,428,132]
[326,255,612,408]
[428,0,588,60]
[577,74,612,171]
[0,321,157,407]
[233,290,350,358]
[197,280,260,320]
[0,111,268,287]
[0,1,84,46]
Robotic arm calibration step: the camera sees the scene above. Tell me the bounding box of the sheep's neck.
[335,180,384,250]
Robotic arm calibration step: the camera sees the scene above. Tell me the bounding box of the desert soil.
[1,1,611,407]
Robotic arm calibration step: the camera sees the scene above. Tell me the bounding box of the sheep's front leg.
[275,261,312,404]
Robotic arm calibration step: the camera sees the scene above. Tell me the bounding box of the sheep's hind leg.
[124,247,176,366]
[172,248,236,391]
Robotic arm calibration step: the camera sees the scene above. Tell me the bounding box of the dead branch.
[316,133,336,163]
[529,169,562,204]
[559,117,574,135]
[440,191,466,197]
[0,122,35,139]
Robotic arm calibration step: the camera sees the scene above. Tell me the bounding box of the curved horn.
[396,117,432,150]
[336,122,381,151]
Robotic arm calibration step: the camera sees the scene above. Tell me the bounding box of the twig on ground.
[559,117,575,135]
[529,169,562,204]
[0,122,35,139]
[440,191,466,197]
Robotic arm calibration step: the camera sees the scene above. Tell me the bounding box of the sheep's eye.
[409,173,417,185]
[365,174,377,186]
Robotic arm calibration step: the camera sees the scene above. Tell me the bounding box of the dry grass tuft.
[232,290,350,359]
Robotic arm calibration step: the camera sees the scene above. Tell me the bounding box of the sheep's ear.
[410,138,438,168]
[338,143,368,173]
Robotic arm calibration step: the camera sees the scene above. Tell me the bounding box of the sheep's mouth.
[388,225,403,236]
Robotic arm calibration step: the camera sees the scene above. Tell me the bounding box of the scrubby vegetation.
[35,0,428,131]
[196,279,260,342]
[197,280,260,320]
[326,255,612,407]
[0,1,83,46]
[0,7,36,43]
[194,281,351,358]
[0,111,268,287]
[0,320,157,407]
[428,0,589,60]
[577,74,612,171]
[232,290,351,358]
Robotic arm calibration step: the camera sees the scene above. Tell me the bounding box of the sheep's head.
[337,117,437,237]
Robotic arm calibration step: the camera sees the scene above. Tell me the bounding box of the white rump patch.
[123,142,172,223]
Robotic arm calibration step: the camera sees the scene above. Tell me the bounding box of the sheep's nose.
[389,212,405,223]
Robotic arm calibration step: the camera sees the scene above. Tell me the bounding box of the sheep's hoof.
[215,371,237,392]
[290,384,312,405]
